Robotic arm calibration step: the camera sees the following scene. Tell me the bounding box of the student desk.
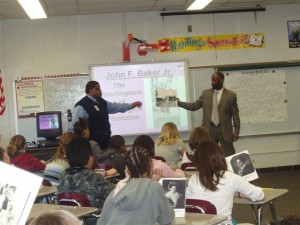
[37,186,57,204]
[28,203,98,220]
[172,213,227,225]
[233,189,288,225]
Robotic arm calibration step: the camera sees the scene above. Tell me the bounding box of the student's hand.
[132,101,142,108]
[151,168,162,181]
[40,160,47,164]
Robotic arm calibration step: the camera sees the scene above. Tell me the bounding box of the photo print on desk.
[226,150,258,182]
[0,162,42,225]
[159,178,187,217]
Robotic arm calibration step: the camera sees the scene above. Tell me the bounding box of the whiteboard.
[189,66,300,136]
[44,76,89,113]
[15,76,89,142]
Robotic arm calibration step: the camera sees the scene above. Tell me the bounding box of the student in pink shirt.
[132,135,185,179]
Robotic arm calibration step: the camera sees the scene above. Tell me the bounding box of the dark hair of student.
[73,117,88,136]
[189,126,210,150]
[270,215,300,225]
[66,137,93,166]
[126,147,152,179]
[132,135,155,157]
[109,135,126,153]
[85,81,99,94]
[193,141,227,192]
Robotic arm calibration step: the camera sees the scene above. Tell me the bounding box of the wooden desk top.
[28,204,98,219]
[37,186,57,197]
[172,213,227,225]
[233,188,288,205]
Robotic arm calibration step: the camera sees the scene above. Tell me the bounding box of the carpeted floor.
[232,168,300,224]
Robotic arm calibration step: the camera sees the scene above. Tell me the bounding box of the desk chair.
[57,192,100,219]
[93,163,112,170]
[181,162,197,171]
[153,156,166,162]
[42,179,52,186]
[186,199,217,215]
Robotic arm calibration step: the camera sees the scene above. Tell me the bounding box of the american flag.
[0,71,5,115]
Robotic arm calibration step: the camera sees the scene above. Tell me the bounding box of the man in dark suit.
[177,71,240,156]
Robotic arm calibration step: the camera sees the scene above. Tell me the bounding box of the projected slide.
[90,61,190,136]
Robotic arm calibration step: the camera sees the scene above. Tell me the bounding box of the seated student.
[181,126,210,164]
[0,147,11,164]
[97,135,126,179]
[73,117,102,162]
[155,122,187,168]
[57,136,115,225]
[97,147,175,225]
[7,135,46,172]
[43,132,76,185]
[28,210,81,225]
[186,141,264,224]
[132,135,185,179]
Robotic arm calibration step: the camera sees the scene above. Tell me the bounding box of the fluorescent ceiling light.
[18,0,47,19]
[187,0,213,10]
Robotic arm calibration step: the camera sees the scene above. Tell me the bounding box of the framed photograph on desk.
[159,178,187,217]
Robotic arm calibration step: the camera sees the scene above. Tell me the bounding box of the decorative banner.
[157,33,265,53]
[0,73,5,116]
[287,20,300,48]
[15,80,45,117]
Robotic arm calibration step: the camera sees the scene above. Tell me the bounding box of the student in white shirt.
[186,141,264,224]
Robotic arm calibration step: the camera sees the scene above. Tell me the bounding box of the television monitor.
[36,111,62,140]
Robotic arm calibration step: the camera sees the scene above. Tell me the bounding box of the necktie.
[212,90,219,125]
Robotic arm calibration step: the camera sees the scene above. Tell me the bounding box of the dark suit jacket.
[178,88,240,142]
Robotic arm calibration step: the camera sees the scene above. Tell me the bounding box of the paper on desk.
[0,162,42,225]
[226,150,259,182]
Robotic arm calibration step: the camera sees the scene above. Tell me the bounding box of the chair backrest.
[153,156,166,162]
[185,199,217,215]
[42,179,52,186]
[57,192,91,207]
[93,163,112,170]
[181,162,197,171]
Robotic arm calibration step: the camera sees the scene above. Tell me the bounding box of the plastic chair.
[57,192,91,207]
[185,199,217,215]
[181,162,197,171]
[42,179,52,186]
[93,163,112,170]
[152,156,166,162]
[57,192,100,219]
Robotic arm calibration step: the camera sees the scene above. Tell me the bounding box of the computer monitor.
[36,111,62,140]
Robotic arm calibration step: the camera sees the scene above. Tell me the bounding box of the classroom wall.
[0,4,299,168]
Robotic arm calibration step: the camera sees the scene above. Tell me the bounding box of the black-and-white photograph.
[230,153,255,177]
[0,184,16,225]
[226,150,259,182]
[161,179,186,209]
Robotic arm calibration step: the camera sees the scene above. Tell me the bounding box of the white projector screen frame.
[90,61,191,136]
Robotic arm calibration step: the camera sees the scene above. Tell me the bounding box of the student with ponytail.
[97,147,174,225]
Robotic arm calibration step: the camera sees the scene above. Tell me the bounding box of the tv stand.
[38,139,59,148]
[26,147,57,161]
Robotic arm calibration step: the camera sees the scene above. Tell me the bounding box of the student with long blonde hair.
[155,122,186,168]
